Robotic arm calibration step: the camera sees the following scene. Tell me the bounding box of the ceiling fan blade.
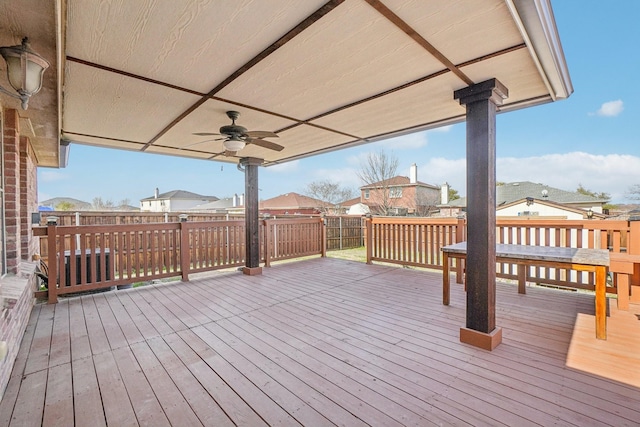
[245,130,278,138]
[247,137,284,151]
[192,132,221,136]
[183,138,217,148]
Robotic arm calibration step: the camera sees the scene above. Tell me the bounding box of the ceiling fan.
[191,111,283,156]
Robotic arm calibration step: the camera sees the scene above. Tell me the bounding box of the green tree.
[576,184,610,200]
[448,187,460,201]
[55,201,75,211]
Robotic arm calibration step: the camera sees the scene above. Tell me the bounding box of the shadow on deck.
[1,257,639,426]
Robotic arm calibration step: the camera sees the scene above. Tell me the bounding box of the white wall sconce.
[0,37,49,110]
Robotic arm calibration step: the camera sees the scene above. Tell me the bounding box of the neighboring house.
[140,189,219,212]
[340,196,363,215]
[39,197,92,211]
[497,198,606,220]
[259,192,325,215]
[359,164,440,216]
[189,193,245,215]
[438,181,609,218]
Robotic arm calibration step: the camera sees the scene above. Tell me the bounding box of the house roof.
[260,192,325,209]
[140,190,218,202]
[189,198,242,211]
[341,196,363,207]
[497,197,607,219]
[443,181,607,208]
[2,1,571,168]
[361,176,438,190]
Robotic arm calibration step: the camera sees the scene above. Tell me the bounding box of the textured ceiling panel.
[62,62,200,142]
[66,0,327,93]
[461,48,548,105]
[217,0,445,118]
[263,124,355,165]
[30,0,571,167]
[311,73,465,138]
[383,0,523,65]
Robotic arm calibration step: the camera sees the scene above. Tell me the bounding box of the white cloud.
[594,99,624,117]
[371,132,429,150]
[418,158,467,193]
[496,152,640,203]
[266,160,300,173]
[308,167,361,190]
[427,125,453,133]
[415,152,640,204]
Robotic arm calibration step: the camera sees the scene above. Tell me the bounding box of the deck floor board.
[1,258,639,426]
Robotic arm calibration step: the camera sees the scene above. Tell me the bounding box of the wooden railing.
[263,218,326,266]
[366,217,466,269]
[366,217,640,302]
[33,217,325,303]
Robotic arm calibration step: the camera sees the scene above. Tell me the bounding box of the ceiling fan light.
[223,136,245,151]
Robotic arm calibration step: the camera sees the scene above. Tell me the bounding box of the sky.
[38,1,640,207]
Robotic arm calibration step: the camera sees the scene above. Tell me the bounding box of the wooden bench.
[442,242,610,340]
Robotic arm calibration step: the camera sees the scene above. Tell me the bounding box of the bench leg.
[595,266,607,340]
[517,264,526,294]
[443,252,450,305]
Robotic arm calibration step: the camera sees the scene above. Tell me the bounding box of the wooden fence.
[34,217,325,303]
[325,216,364,250]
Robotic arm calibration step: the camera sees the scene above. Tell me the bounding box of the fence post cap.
[46,216,59,225]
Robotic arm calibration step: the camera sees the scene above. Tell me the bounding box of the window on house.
[389,187,402,198]
[364,189,370,199]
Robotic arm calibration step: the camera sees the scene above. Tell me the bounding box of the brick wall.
[3,109,21,272]
[0,271,36,401]
[0,107,38,400]
[20,136,38,258]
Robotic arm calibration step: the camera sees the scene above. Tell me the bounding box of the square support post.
[454,78,508,350]
[241,157,263,276]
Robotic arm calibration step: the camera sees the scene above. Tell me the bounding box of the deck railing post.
[455,218,466,283]
[264,219,272,267]
[179,216,190,282]
[365,214,373,264]
[629,218,640,302]
[321,217,327,258]
[46,216,58,304]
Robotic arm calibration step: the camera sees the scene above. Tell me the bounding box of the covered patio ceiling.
[1,0,571,168]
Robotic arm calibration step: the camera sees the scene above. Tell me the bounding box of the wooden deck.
[1,257,639,426]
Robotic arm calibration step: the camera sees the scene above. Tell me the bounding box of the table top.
[441,242,609,267]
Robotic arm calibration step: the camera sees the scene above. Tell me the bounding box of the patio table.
[442,242,610,340]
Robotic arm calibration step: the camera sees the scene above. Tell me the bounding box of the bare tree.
[411,189,441,217]
[356,149,399,215]
[627,184,640,201]
[304,180,355,214]
[118,198,131,209]
[92,197,115,210]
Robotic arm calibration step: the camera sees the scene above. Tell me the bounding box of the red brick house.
[359,164,440,216]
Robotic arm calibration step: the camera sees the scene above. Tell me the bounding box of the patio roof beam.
[454,78,508,351]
